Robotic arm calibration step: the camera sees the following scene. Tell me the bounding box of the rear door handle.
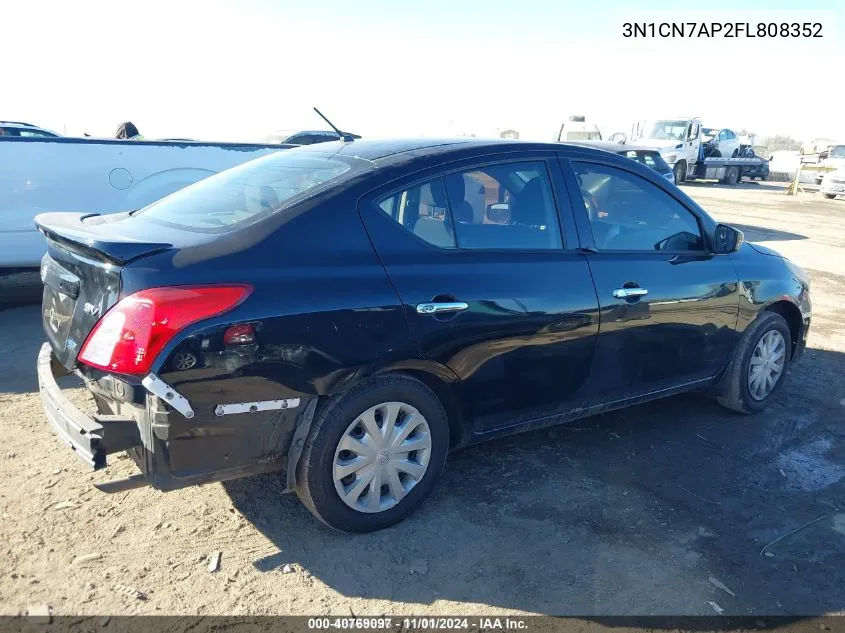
[416,301,469,315]
[613,288,648,299]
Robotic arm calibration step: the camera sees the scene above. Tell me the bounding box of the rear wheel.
[717,312,792,414]
[295,374,449,533]
[722,166,740,185]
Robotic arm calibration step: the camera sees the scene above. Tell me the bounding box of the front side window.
[573,162,705,252]
[375,161,563,251]
[132,151,360,232]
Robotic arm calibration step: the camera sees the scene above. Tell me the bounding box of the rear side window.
[133,152,358,232]
[376,161,562,251]
[378,180,455,249]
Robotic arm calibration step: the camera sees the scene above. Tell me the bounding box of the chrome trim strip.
[214,398,301,417]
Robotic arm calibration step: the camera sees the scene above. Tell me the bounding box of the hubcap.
[748,330,786,401]
[333,402,432,513]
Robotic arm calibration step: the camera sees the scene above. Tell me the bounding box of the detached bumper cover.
[38,343,141,470]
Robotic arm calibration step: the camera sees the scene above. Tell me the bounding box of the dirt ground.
[1,183,844,618]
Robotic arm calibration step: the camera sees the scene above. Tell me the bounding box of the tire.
[673,161,686,184]
[731,149,739,158]
[722,166,740,185]
[717,312,792,414]
[824,193,837,199]
[295,374,449,533]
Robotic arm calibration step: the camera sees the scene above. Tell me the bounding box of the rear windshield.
[132,150,361,232]
[620,150,671,173]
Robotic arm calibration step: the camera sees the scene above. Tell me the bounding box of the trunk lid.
[36,212,174,369]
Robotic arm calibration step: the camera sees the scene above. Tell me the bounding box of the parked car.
[0,120,60,137]
[37,138,811,533]
[820,168,845,199]
[262,129,361,145]
[566,141,674,183]
[701,128,740,158]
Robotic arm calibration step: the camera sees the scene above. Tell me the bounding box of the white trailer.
[631,117,766,185]
[0,137,284,268]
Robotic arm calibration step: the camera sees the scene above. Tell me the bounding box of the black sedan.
[36,138,811,533]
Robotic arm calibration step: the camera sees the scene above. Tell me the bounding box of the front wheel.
[295,374,450,533]
[673,161,686,184]
[824,193,837,199]
[717,312,792,414]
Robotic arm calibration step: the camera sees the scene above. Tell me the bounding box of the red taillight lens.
[78,285,252,374]
[223,323,255,345]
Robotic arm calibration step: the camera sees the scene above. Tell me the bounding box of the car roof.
[563,141,661,153]
[296,137,612,163]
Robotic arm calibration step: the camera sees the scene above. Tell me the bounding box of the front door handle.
[416,301,469,315]
[613,287,648,299]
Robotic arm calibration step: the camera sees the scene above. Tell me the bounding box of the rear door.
[358,153,600,434]
[560,155,739,399]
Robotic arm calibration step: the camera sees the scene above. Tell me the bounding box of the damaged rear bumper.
[37,343,142,470]
[38,342,311,492]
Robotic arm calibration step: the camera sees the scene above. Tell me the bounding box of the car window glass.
[573,162,705,252]
[377,179,455,249]
[445,162,562,250]
[623,151,668,172]
[133,152,359,232]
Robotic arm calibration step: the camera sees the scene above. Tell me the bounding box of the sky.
[3,0,843,143]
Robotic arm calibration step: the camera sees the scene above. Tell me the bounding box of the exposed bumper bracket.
[38,343,141,470]
[142,374,194,419]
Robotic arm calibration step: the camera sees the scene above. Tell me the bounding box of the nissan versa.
[36,139,811,533]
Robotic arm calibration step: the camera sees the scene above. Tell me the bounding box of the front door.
[685,120,702,166]
[358,155,600,434]
[564,157,739,399]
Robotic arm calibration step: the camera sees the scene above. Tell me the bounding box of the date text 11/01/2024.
[307,618,528,630]
[622,22,823,38]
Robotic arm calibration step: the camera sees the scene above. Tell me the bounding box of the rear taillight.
[78,285,252,374]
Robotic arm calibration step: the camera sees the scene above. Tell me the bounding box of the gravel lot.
[1,183,844,618]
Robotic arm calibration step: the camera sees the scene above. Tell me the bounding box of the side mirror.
[486,202,510,224]
[713,223,744,254]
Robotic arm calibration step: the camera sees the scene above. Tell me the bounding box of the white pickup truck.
[0,137,284,268]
